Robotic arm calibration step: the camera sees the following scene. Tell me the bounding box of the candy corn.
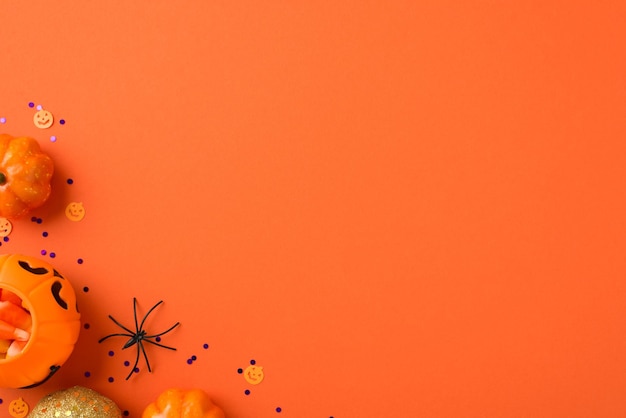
[6,340,27,358]
[0,290,32,358]
[0,301,31,331]
[0,289,22,306]
[0,319,29,341]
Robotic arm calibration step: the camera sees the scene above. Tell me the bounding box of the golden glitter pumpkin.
[0,254,80,388]
[29,386,121,418]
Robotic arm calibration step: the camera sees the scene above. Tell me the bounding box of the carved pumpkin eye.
[18,260,48,275]
[51,281,68,310]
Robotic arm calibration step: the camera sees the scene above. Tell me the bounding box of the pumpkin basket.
[0,254,80,388]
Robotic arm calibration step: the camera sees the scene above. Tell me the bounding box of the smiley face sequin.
[8,397,29,418]
[65,202,85,222]
[243,365,264,385]
[0,217,12,237]
[33,110,54,129]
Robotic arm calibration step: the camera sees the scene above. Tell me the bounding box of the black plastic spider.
[98,297,180,380]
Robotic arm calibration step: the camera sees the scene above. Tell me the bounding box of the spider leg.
[108,315,135,335]
[139,340,153,373]
[133,297,140,333]
[143,339,178,351]
[122,336,140,349]
[125,342,142,380]
[145,321,180,339]
[98,333,134,343]
[139,300,165,331]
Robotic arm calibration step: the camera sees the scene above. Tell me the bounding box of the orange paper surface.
[1,1,626,417]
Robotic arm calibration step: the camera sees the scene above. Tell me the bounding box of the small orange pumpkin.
[0,134,54,219]
[143,389,225,418]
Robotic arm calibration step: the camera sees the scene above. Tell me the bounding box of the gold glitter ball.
[29,386,121,418]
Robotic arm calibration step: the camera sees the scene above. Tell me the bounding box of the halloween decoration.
[8,397,29,418]
[29,386,121,418]
[143,388,225,418]
[99,298,180,380]
[33,109,54,129]
[0,254,80,388]
[243,364,265,385]
[0,134,54,219]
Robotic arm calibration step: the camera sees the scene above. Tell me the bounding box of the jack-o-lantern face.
[0,254,80,389]
[0,218,12,237]
[243,365,264,385]
[33,110,54,129]
[8,397,29,418]
[65,202,85,222]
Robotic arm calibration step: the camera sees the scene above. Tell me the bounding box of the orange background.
[1,1,626,417]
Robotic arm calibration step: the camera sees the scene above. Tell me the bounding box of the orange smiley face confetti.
[0,218,12,237]
[65,202,85,222]
[243,365,265,385]
[8,397,29,418]
[33,109,54,129]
